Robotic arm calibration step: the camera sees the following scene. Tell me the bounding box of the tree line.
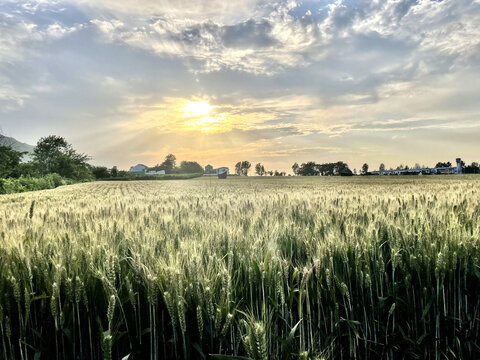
[232,159,480,177]
[234,161,287,176]
[0,134,206,193]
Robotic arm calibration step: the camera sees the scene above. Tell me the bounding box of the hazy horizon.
[1,0,479,172]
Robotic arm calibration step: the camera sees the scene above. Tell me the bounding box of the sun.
[181,100,213,118]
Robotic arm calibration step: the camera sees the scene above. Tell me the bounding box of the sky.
[0,0,479,173]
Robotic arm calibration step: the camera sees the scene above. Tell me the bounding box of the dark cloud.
[222,19,276,48]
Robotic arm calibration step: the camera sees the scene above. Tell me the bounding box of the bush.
[0,174,73,194]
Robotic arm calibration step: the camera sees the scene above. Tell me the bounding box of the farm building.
[129,164,166,175]
[204,165,229,176]
[145,170,166,175]
[129,164,148,173]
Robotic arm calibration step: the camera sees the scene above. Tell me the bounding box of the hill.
[0,135,34,160]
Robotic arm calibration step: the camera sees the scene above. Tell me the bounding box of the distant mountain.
[0,135,35,161]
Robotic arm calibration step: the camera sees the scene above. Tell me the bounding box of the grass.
[0,176,479,359]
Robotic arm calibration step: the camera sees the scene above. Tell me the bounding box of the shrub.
[0,174,72,194]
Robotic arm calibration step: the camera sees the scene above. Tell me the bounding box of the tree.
[464,162,480,174]
[161,154,177,174]
[414,163,421,169]
[340,168,353,176]
[297,162,319,176]
[179,161,203,174]
[255,163,264,176]
[334,162,349,175]
[91,166,110,179]
[33,135,92,180]
[361,163,369,175]
[235,162,242,176]
[0,145,25,178]
[241,161,251,176]
[379,163,385,171]
[292,162,299,176]
[111,166,118,177]
[435,161,452,168]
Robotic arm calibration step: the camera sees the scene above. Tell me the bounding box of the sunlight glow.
[182,100,214,118]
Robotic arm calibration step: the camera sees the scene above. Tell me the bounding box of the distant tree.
[111,166,118,177]
[353,168,357,175]
[414,163,421,169]
[150,163,163,172]
[292,162,299,176]
[340,168,353,176]
[161,154,177,174]
[267,170,273,176]
[179,161,203,174]
[0,145,25,178]
[334,161,349,175]
[91,166,110,179]
[361,163,369,175]
[33,135,92,180]
[435,161,452,168]
[261,165,265,175]
[464,162,480,174]
[255,163,264,176]
[235,162,242,175]
[297,162,319,176]
[241,161,251,176]
[379,163,385,171]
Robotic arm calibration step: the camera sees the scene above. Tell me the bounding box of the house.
[129,164,148,173]
[204,165,229,176]
[129,164,166,175]
[145,170,166,175]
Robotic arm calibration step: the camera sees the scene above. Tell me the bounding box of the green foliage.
[0,173,73,194]
[297,161,351,176]
[91,166,111,179]
[236,161,251,176]
[361,163,369,174]
[255,163,265,176]
[0,145,25,178]
[161,154,177,174]
[179,161,203,174]
[33,135,93,180]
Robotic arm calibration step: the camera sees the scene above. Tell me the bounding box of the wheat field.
[0,176,479,359]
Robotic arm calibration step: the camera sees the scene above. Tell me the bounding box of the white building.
[145,170,165,175]
[129,164,166,175]
[204,164,229,176]
[129,164,148,173]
